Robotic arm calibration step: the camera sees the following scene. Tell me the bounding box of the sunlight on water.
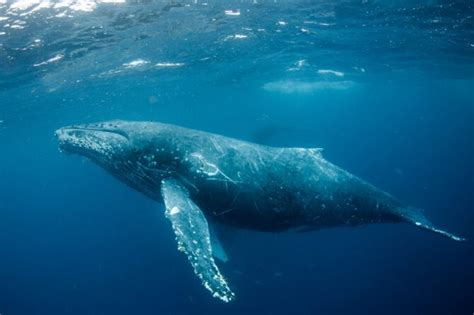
[5,0,125,13]
[1,0,472,98]
[263,80,354,94]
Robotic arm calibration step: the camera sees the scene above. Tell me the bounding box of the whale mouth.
[55,124,130,157]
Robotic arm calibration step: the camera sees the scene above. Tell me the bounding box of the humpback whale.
[55,120,464,302]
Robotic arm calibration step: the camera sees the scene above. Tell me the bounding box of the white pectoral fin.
[160,178,235,302]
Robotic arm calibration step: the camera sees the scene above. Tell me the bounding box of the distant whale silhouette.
[56,120,465,302]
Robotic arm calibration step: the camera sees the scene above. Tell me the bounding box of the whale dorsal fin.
[289,147,324,158]
[160,178,235,302]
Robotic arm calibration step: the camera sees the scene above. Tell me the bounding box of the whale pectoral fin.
[209,223,229,263]
[160,178,235,302]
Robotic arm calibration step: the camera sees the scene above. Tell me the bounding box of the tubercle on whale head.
[54,120,178,173]
[55,120,134,163]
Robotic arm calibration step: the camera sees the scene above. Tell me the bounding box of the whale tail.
[399,207,465,242]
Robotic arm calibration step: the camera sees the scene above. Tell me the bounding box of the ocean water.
[0,0,473,314]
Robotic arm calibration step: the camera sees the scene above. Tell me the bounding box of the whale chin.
[55,124,130,161]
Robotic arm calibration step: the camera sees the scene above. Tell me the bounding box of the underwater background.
[0,0,473,314]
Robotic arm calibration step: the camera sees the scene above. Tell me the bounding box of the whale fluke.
[399,207,466,242]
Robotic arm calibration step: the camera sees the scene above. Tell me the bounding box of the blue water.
[1,1,473,314]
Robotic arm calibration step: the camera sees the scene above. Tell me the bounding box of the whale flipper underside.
[160,178,235,302]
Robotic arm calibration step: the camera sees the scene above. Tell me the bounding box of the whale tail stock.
[398,207,466,242]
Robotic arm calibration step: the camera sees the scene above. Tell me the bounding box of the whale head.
[55,120,177,198]
[56,120,137,162]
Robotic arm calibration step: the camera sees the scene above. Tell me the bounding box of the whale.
[55,120,464,302]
